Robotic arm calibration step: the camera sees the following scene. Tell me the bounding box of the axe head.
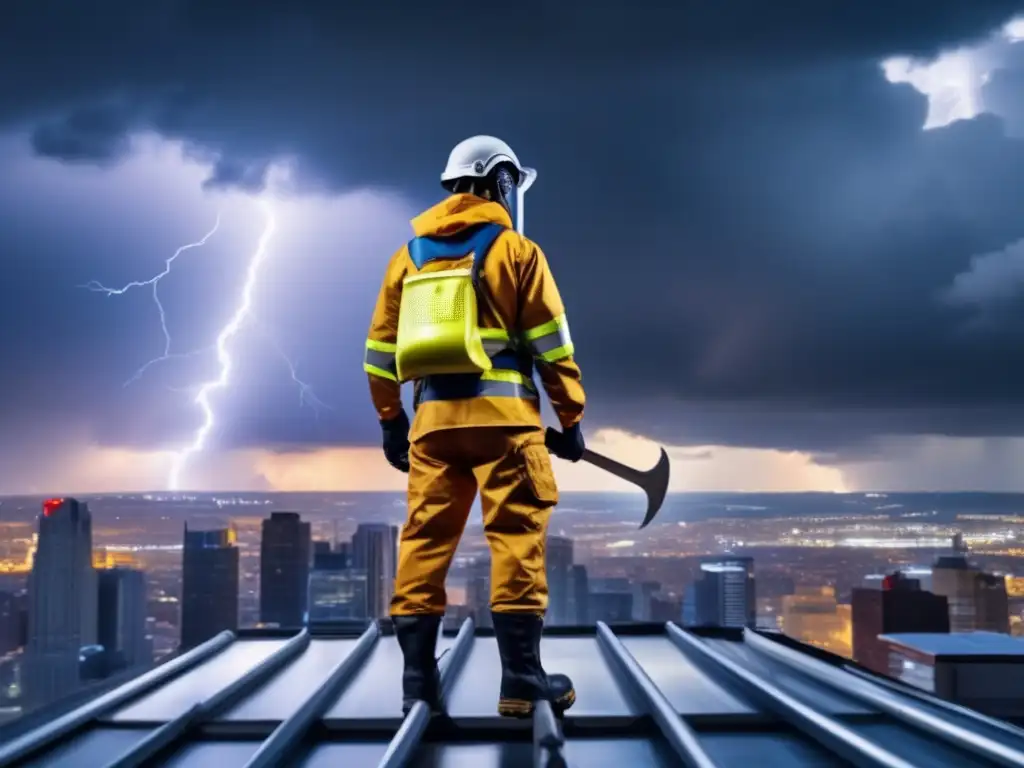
[639,448,671,529]
[546,427,671,528]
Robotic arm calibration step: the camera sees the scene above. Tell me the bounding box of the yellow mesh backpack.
[395,223,507,382]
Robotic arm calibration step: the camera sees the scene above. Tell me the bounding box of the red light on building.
[42,498,64,517]
[882,575,895,591]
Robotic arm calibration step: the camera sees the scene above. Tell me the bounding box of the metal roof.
[880,632,1024,659]
[3,621,1024,768]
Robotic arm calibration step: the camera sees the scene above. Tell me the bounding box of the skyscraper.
[931,534,1010,633]
[851,570,950,675]
[546,536,574,625]
[260,512,312,628]
[308,544,368,622]
[180,524,239,648]
[351,523,398,619]
[633,581,662,622]
[23,497,97,709]
[97,568,151,672]
[465,557,492,629]
[0,591,18,654]
[570,564,590,624]
[684,556,756,629]
[589,591,634,623]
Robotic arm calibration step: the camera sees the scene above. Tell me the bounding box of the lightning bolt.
[80,217,221,386]
[82,197,329,492]
[167,200,277,491]
[259,325,333,417]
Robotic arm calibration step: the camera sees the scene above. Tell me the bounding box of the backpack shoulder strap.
[406,222,505,271]
[467,223,506,288]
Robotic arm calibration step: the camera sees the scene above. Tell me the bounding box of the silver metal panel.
[848,722,1000,768]
[619,635,754,716]
[110,640,288,722]
[325,634,454,720]
[301,739,676,768]
[562,738,679,767]
[159,740,261,767]
[699,731,840,767]
[444,636,636,718]
[300,742,391,766]
[221,638,359,721]
[543,636,638,717]
[23,726,154,768]
[443,637,504,718]
[704,638,872,716]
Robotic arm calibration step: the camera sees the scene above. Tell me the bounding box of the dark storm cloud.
[30,103,134,165]
[4,0,1024,459]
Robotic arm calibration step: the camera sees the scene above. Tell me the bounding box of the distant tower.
[546,536,574,625]
[684,556,756,629]
[308,542,368,622]
[0,591,18,654]
[932,534,1009,633]
[351,523,398,619]
[260,512,312,628]
[180,524,239,648]
[571,564,590,624]
[23,498,98,709]
[851,571,950,675]
[465,557,492,629]
[97,568,151,671]
[951,532,968,555]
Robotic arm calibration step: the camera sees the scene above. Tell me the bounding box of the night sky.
[4,2,1024,494]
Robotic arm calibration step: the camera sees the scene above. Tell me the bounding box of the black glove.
[381,411,410,473]
[545,422,586,463]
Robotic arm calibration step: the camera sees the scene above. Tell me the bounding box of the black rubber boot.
[492,612,576,718]
[392,614,443,715]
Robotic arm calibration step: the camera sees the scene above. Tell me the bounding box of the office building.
[308,555,368,623]
[313,540,349,570]
[880,632,1024,719]
[851,570,950,675]
[546,536,574,625]
[0,591,19,654]
[633,581,661,622]
[260,512,312,628]
[931,534,1009,633]
[780,586,852,658]
[683,556,756,629]
[650,592,682,623]
[97,568,150,673]
[465,557,492,629]
[570,564,589,624]
[180,525,239,648]
[351,524,398,619]
[23,497,98,709]
[589,590,633,623]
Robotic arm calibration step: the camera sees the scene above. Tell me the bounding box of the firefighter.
[363,135,586,718]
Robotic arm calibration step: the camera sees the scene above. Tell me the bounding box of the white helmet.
[440,135,536,234]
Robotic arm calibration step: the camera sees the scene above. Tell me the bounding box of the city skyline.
[4,489,1024,760]
[7,7,1024,493]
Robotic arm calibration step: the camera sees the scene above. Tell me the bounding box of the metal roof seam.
[244,622,382,768]
[665,623,920,768]
[101,630,313,768]
[532,700,566,768]
[377,617,477,768]
[596,622,719,768]
[0,629,237,768]
[743,629,1024,768]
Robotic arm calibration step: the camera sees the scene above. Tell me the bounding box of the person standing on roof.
[363,135,586,718]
